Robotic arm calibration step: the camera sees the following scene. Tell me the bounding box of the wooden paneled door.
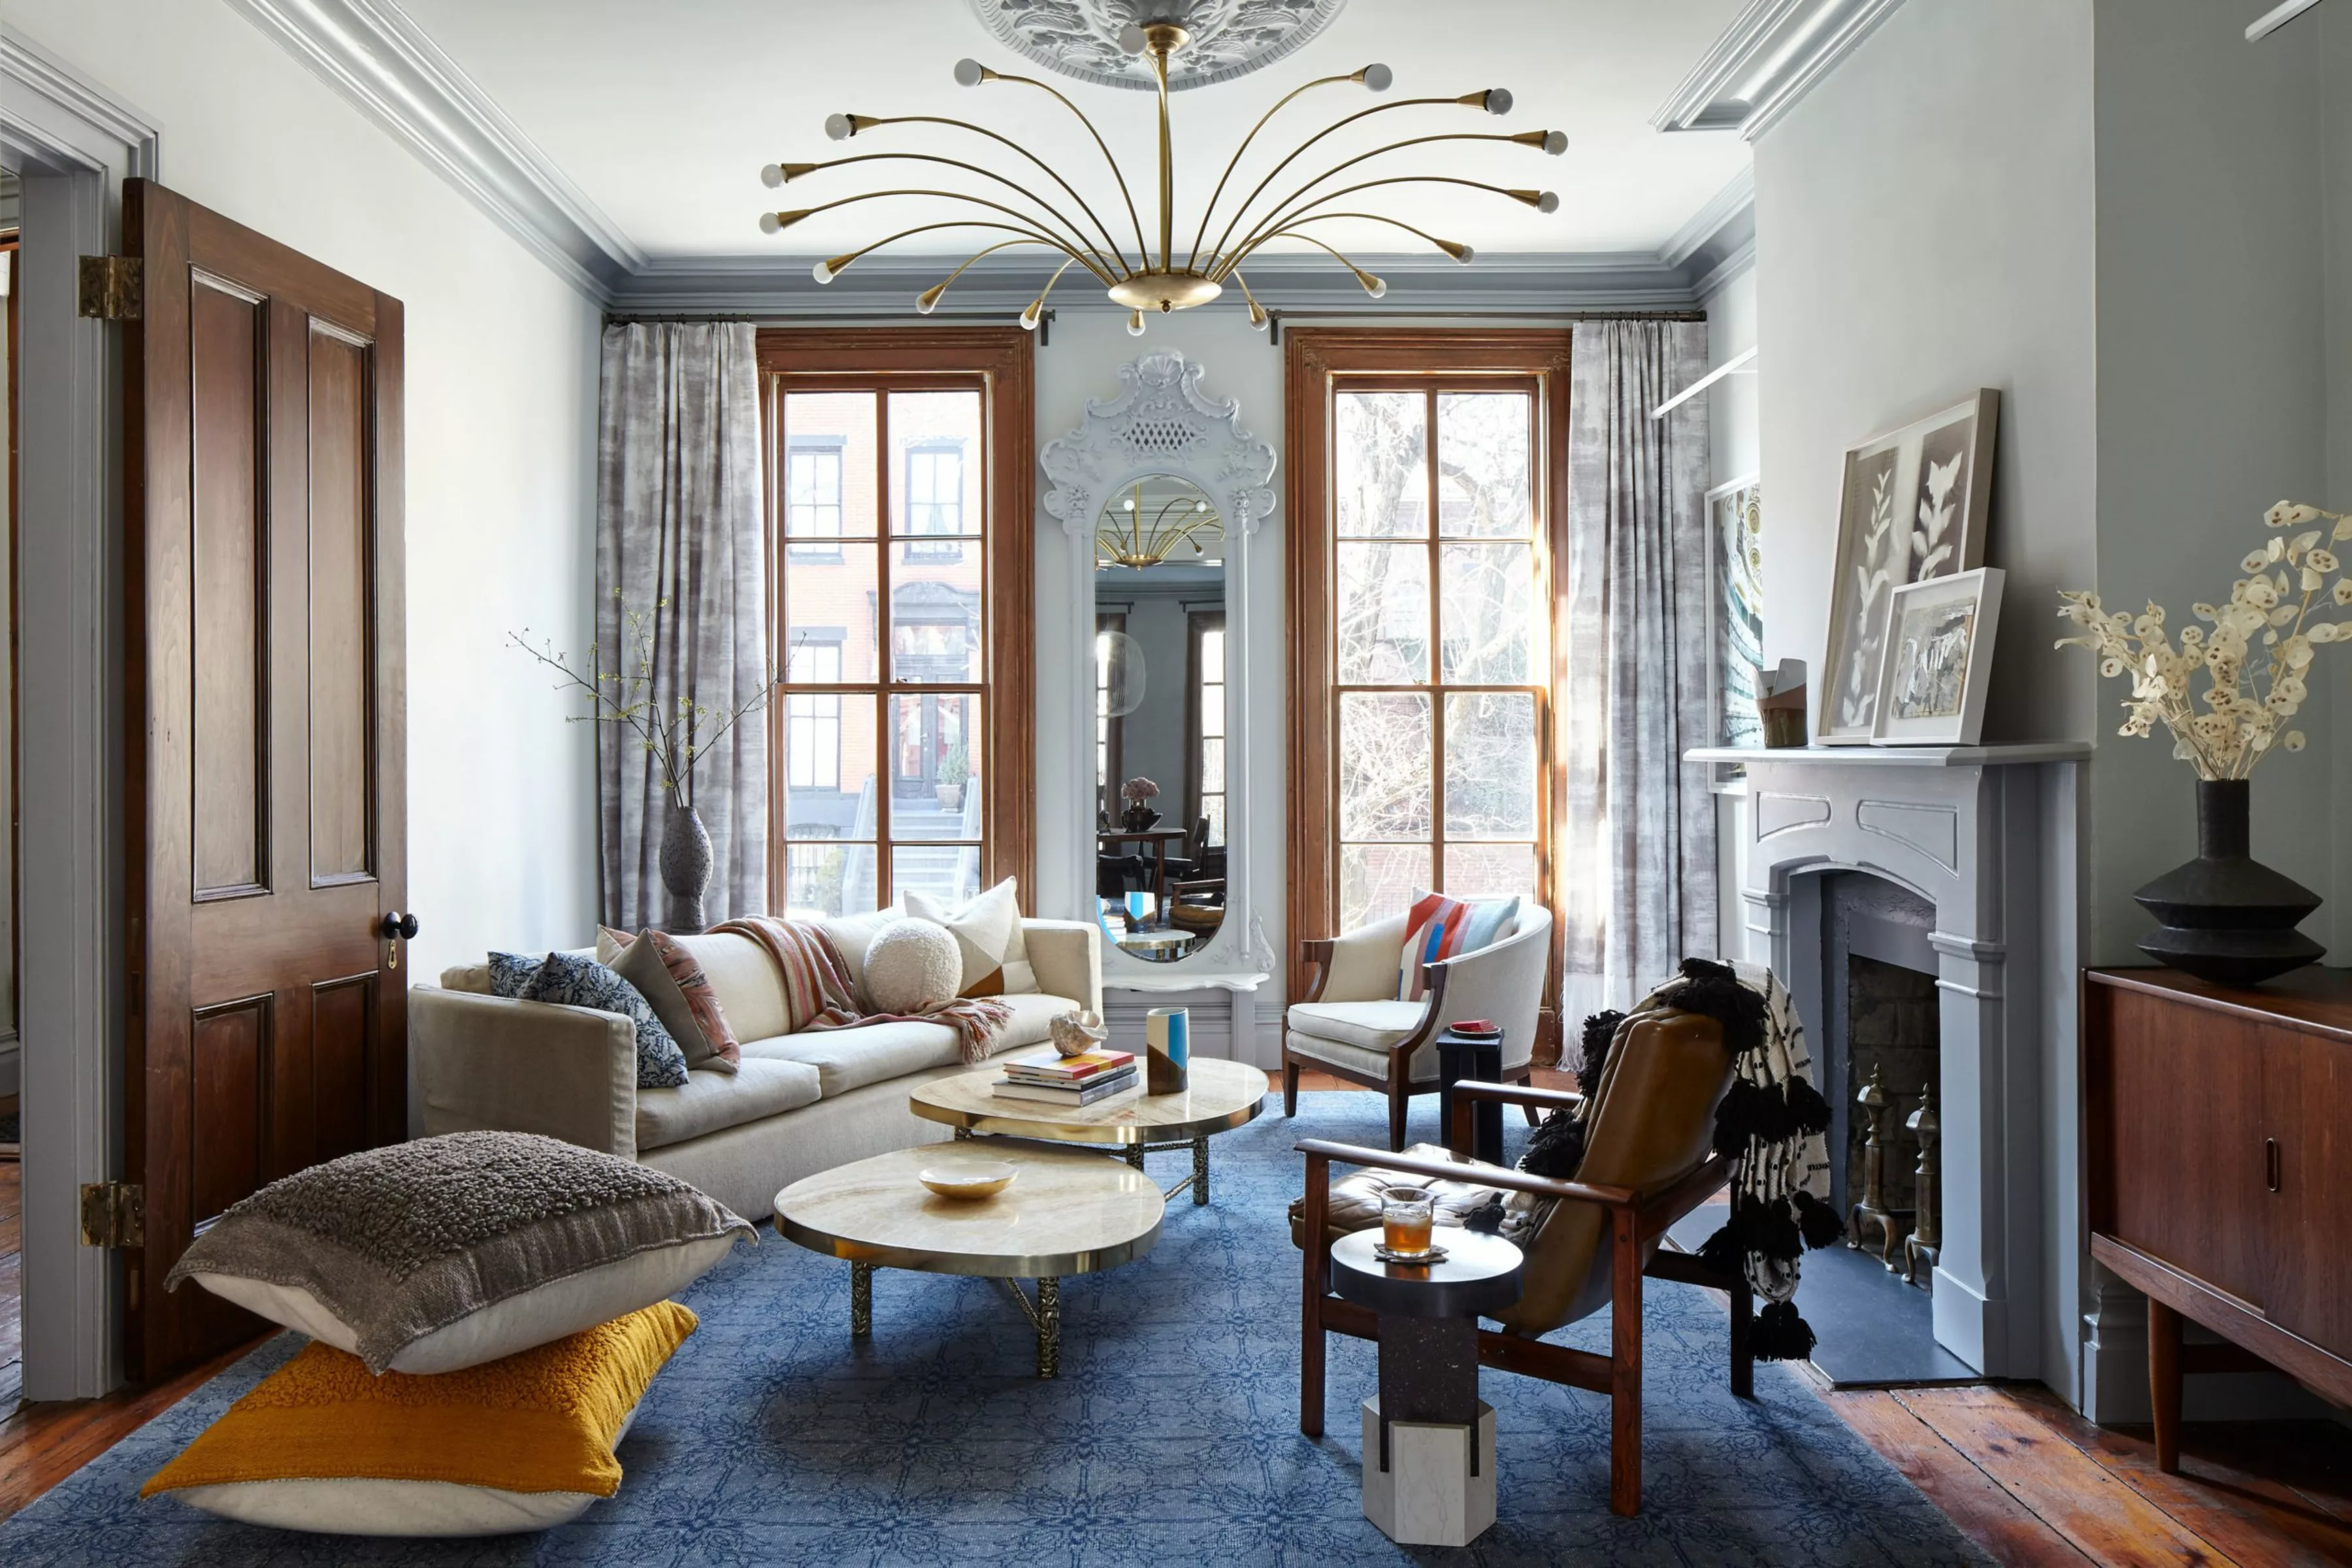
[122,179,409,1380]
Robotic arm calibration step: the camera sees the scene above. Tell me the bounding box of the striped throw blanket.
[714,917,1011,1066]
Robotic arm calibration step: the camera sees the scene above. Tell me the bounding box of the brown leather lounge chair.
[1292,1000,1752,1516]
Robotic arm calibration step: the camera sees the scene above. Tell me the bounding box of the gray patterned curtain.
[596,323,767,930]
[1559,320,1716,1010]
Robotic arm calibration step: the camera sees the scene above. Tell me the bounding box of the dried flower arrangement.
[2057,500,2352,780]
[511,604,774,808]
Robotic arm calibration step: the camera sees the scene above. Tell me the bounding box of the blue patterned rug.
[2,1093,1985,1565]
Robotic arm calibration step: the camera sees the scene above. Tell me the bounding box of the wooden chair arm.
[1295,1137,1640,1209]
[1450,1081,1585,1113]
[1298,938,1334,1004]
[1386,963,1448,1064]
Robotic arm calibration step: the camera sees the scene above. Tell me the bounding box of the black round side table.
[1330,1226,1523,1546]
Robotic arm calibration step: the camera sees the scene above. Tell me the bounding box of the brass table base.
[845,1259,1066,1379]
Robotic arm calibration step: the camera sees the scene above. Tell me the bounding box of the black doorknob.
[381,911,420,940]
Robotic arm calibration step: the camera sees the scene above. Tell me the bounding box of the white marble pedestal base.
[1360,1396,1497,1546]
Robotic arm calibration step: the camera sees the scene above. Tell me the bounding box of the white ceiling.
[393,0,1755,266]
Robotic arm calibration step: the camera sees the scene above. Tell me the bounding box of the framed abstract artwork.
[1816,389,2000,742]
[1708,476,1765,751]
[1872,566,2004,746]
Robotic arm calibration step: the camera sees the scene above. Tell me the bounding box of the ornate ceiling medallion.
[966,0,1351,91]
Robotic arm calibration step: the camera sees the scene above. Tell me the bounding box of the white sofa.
[412,916,1102,1218]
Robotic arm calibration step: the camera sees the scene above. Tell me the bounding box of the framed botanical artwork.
[1708,476,1764,751]
[1817,389,2001,742]
[1872,566,2004,746]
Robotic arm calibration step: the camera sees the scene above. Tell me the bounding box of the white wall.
[1703,262,1759,489]
[7,0,604,985]
[2089,0,2334,969]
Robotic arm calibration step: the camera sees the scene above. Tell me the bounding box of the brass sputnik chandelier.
[759,20,1565,333]
[1097,482,1222,569]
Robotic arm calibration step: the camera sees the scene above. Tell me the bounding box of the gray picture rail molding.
[1652,0,1908,141]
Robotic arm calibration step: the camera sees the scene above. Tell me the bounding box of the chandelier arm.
[1277,211,1466,258]
[1021,257,1080,329]
[1211,178,1541,281]
[770,190,1116,285]
[1203,96,1477,269]
[991,72,1152,265]
[823,220,1071,278]
[1228,267,1268,325]
[1183,73,1360,272]
[922,239,1061,311]
[787,151,1120,280]
[1218,133,1536,269]
[838,116,1134,272]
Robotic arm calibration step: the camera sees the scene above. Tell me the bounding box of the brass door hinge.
[77,255,143,320]
[79,1181,146,1247]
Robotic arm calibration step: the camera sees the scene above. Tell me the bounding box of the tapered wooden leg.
[1517,1072,1541,1125]
[1609,1205,1642,1516]
[1282,1055,1299,1117]
[2149,1297,2182,1474]
[1388,1087,1409,1152]
[1727,1277,1754,1400]
[1301,1154,1330,1437]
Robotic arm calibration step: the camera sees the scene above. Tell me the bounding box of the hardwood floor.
[3,1078,2346,1560]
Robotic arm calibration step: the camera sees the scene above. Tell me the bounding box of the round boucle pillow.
[862,919,962,1014]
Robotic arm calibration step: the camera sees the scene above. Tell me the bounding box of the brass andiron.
[1903,1080,1942,1288]
[1847,1061,1914,1270]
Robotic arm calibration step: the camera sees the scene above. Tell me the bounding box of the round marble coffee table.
[772,1143,1163,1379]
[907,1056,1267,1207]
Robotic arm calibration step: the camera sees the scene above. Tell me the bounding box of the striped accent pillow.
[1398,891,1522,1002]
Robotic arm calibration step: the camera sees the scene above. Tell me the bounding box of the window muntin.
[786,440,845,557]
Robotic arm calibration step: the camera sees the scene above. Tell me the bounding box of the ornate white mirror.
[1043,351,1275,982]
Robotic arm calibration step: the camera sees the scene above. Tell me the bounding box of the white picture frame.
[1870,567,2004,747]
[1817,388,2001,742]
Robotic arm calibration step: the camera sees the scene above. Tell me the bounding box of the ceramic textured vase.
[659,800,714,934]
[2133,779,2322,987]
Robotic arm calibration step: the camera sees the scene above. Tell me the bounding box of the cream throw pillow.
[904,877,1037,997]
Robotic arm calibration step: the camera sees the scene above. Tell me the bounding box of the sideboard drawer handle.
[2265,1137,2281,1194]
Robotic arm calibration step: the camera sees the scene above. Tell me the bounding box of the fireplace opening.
[1820,872,1941,1269]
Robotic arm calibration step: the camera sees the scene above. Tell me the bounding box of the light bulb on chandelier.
[759,24,1563,324]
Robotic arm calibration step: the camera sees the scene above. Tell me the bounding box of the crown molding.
[225,0,639,301]
[608,247,1706,317]
[3,25,163,178]
[1653,0,1906,142]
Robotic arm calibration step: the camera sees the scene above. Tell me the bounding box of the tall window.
[902,442,964,560]
[762,329,1034,917]
[1188,612,1226,845]
[1095,611,1126,819]
[1286,330,1570,1042]
[786,439,845,558]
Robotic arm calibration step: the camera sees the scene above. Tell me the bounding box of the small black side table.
[1434,1030,1506,1164]
[1330,1226,1523,1546]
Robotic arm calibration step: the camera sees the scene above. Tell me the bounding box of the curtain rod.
[604,308,1058,344]
[1262,306,1705,344]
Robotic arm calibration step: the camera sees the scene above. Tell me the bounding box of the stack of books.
[990,1048,1139,1105]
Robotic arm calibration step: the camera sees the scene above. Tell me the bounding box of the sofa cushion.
[657,931,792,1043]
[904,878,1037,996]
[632,1059,821,1152]
[739,991,1078,1098]
[816,907,903,994]
[1287,999,1429,1053]
[608,928,742,1075]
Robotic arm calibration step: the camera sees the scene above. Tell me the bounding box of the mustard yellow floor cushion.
[142,1301,694,1537]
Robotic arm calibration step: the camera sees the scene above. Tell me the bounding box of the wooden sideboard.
[2083,966,2351,1469]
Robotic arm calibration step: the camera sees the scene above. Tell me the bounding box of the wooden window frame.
[1285,328,1571,1057]
[758,327,1034,910]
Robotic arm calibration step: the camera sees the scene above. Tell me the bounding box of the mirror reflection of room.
[1094,475,1226,962]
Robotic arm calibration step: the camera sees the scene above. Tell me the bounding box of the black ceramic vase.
[2133,779,2322,986]
[659,799,713,934]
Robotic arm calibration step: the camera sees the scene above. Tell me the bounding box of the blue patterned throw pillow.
[518,951,689,1090]
[487,952,544,999]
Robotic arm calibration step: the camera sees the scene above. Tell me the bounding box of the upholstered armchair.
[1291,1001,1750,1517]
[1282,904,1553,1150]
